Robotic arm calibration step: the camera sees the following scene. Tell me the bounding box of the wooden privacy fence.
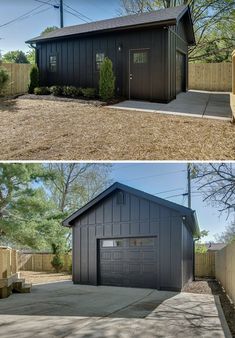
[188,63,232,92]
[231,50,235,122]
[1,63,32,96]
[17,252,72,272]
[195,252,215,278]
[0,247,18,279]
[215,241,235,304]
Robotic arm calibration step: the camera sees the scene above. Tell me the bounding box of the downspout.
[29,43,37,65]
[193,236,200,281]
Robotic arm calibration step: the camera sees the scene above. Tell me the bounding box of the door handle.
[130,74,133,80]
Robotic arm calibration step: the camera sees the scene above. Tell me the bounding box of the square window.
[133,52,148,64]
[49,55,57,72]
[130,238,154,247]
[96,52,105,71]
[101,239,124,247]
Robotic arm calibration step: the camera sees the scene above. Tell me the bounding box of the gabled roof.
[26,5,195,45]
[62,182,200,237]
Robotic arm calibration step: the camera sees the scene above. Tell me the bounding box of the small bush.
[34,86,50,95]
[62,86,79,98]
[81,87,97,99]
[51,254,64,273]
[0,67,9,95]
[99,57,115,101]
[28,65,39,94]
[50,85,63,96]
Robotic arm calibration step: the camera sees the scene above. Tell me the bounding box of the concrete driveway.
[110,90,232,121]
[0,281,231,338]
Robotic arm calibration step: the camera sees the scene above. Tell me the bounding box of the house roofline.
[25,19,177,44]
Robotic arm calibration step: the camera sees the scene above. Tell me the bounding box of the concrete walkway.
[0,282,231,338]
[110,90,232,121]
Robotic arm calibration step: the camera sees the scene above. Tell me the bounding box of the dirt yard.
[0,97,234,160]
[20,271,72,284]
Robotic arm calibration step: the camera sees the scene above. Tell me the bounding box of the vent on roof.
[117,191,125,205]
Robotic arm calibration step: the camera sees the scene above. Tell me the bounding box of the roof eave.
[176,5,196,46]
[25,19,177,44]
[62,182,198,228]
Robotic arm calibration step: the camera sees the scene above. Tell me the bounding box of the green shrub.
[81,87,97,99]
[51,254,64,273]
[34,86,50,95]
[62,86,79,98]
[50,85,63,96]
[99,57,115,101]
[28,65,39,94]
[0,67,9,95]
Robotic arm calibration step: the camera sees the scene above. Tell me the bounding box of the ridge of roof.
[26,5,190,44]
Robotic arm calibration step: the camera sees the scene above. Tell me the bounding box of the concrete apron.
[0,282,232,338]
[109,91,232,122]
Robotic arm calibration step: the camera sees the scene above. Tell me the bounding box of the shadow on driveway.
[0,281,229,338]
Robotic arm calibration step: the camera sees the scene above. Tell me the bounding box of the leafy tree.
[41,26,59,35]
[195,244,208,253]
[26,49,36,64]
[0,164,112,252]
[42,163,112,252]
[28,65,39,94]
[0,164,55,249]
[119,0,234,62]
[99,57,115,101]
[2,50,29,64]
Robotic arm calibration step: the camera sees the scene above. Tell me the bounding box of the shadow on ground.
[0,97,18,112]
[184,278,235,337]
[0,282,228,338]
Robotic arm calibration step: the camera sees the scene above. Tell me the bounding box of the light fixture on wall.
[118,43,123,52]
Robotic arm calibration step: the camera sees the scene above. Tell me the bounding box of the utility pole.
[187,163,191,209]
[60,0,64,28]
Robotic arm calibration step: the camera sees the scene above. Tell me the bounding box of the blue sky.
[0,0,120,54]
[110,163,233,243]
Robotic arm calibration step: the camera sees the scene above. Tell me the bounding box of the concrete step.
[12,279,32,294]
[19,283,32,293]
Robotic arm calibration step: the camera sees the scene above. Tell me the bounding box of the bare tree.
[215,219,235,243]
[192,163,235,214]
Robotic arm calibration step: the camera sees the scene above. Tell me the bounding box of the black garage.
[26,5,195,103]
[63,182,200,291]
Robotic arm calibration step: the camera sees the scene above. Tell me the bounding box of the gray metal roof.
[62,182,200,237]
[26,5,194,44]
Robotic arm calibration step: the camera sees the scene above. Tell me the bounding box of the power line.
[64,9,90,23]
[0,0,53,28]
[154,188,184,195]
[63,1,92,22]
[121,170,187,183]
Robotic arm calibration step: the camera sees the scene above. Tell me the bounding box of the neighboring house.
[62,182,200,291]
[26,5,195,103]
[198,243,227,252]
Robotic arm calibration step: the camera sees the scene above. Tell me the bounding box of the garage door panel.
[99,237,157,288]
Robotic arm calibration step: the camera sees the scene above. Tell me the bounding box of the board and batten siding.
[72,189,184,290]
[37,27,169,102]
